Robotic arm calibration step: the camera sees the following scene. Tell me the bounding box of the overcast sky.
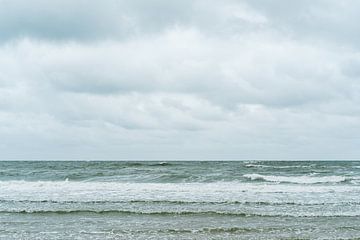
[1,0,360,160]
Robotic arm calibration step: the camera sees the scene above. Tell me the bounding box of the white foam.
[244,174,347,184]
[0,180,359,204]
[245,164,311,169]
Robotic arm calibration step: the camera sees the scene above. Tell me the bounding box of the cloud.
[244,0,360,49]
[2,29,350,107]
[0,0,269,42]
[0,0,360,159]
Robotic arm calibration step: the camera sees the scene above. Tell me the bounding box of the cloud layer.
[1,0,360,160]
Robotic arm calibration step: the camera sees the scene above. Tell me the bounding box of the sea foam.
[243,174,347,184]
[0,180,359,205]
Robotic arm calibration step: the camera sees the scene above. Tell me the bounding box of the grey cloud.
[245,0,360,48]
[1,0,360,48]
[0,31,353,113]
[0,0,193,41]
[39,34,346,109]
[342,58,360,78]
[1,1,144,41]
[0,0,127,41]
[1,1,360,159]
[0,0,267,42]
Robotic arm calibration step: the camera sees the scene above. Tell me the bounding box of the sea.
[1,161,360,240]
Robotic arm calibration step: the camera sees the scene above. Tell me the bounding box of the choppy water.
[1,161,360,239]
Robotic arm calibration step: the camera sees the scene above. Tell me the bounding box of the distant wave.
[157,227,263,234]
[110,225,360,235]
[244,164,315,169]
[150,162,172,166]
[3,209,360,218]
[0,209,255,216]
[243,174,347,184]
[3,199,360,206]
[111,227,280,234]
[87,226,295,235]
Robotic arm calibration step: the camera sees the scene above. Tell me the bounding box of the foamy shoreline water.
[1,161,360,239]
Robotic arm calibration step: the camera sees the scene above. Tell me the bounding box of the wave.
[149,227,261,234]
[3,199,360,206]
[3,209,360,218]
[0,209,254,216]
[149,162,173,166]
[1,180,360,205]
[244,164,313,169]
[111,227,275,234]
[243,174,347,184]
[120,162,174,167]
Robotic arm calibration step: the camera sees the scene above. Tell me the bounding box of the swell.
[2,209,359,218]
[243,174,348,184]
[120,162,175,167]
[111,227,283,234]
[245,164,317,169]
[0,210,256,216]
[2,199,360,206]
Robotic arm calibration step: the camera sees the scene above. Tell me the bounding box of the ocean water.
[1,161,360,239]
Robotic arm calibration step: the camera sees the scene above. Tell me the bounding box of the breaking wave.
[244,174,347,184]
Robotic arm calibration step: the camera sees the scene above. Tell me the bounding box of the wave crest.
[243,174,347,184]
[3,209,360,218]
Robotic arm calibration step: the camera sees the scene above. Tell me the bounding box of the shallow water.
[1,161,360,239]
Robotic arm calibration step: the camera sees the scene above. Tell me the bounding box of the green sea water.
[1,161,360,239]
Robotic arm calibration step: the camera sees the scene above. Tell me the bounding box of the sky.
[1,0,360,160]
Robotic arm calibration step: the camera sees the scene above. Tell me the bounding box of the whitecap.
[243,174,347,184]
